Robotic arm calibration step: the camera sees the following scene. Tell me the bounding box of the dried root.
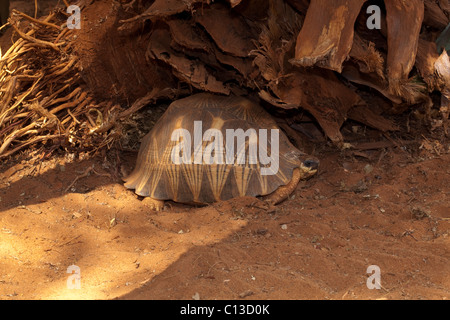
[0,8,124,159]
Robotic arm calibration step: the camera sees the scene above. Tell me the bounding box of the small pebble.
[364,164,374,174]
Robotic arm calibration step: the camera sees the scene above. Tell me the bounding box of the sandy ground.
[0,139,448,300]
[0,0,449,300]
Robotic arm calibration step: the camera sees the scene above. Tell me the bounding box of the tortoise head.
[299,158,320,179]
[283,149,319,179]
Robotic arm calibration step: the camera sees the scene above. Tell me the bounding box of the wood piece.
[167,17,255,79]
[385,0,424,96]
[291,0,366,72]
[415,39,441,91]
[148,28,230,95]
[349,33,385,79]
[251,0,301,83]
[347,105,399,132]
[228,0,243,8]
[440,0,450,16]
[260,70,363,144]
[424,0,449,30]
[195,4,255,58]
[341,65,402,104]
[167,18,210,52]
[352,140,414,151]
[285,0,310,13]
[119,0,199,25]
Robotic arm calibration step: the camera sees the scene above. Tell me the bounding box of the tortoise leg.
[143,197,165,211]
[264,168,301,205]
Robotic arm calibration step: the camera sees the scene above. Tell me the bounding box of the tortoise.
[124,93,319,210]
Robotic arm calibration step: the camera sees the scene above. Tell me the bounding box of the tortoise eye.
[303,159,319,170]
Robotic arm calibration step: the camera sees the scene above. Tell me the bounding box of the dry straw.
[0,9,123,159]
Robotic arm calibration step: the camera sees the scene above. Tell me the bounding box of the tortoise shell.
[124,93,309,203]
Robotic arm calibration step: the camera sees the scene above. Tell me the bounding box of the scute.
[124,93,303,203]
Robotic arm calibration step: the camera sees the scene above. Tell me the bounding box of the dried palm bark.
[416,39,441,91]
[195,4,257,58]
[1,0,449,159]
[434,50,450,135]
[260,69,364,144]
[119,0,199,25]
[147,28,231,95]
[384,0,426,103]
[64,0,450,144]
[424,0,449,30]
[291,0,366,73]
[348,33,385,79]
